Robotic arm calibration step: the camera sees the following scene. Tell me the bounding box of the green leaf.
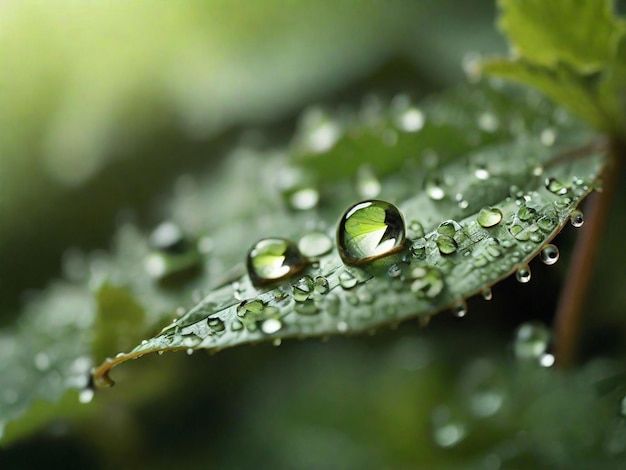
[496,0,625,73]
[89,82,608,385]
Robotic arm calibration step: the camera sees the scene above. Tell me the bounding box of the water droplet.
[432,407,466,448]
[540,244,559,265]
[477,207,503,228]
[514,321,550,359]
[295,300,319,316]
[338,271,358,290]
[260,318,282,334]
[481,288,493,301]
[78,388,94,404]
[387,264,402,278]
[288,187,319,211]
[314,276,330,294]
[231,320,244,332]
[510,224,529,241]
[273,338,282,347]
[292,276,314,302]
[408,220,425,239]
[298,231,333,258]
[425,177,446,201]
[474,166,490,180]
[539,353,555,367]
[451,299,468,318]
[149,221,189,254]
[540,128,556,146]
[437,220,459,237]
[436,235,457,255]
[237,299,266,318]
[515,265,531,283]
[545,177,568,195]
[300,108,340,153]
[410,265,445,298]
[395,107,425,132]
[355,165,381,199]
[570,209,584,228]
[537,216,557,232]
[247,238,307,286]
[207,316,225,333]
[532,165,544,176]
[337,200,406,266]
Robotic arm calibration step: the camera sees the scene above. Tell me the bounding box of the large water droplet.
[337,200,406,265]
[247,238,307,286]
[515,265,531,283]
[477,206,503,228]
[540,244,559,265]
[514,321,550,359]
[570,209,584,228]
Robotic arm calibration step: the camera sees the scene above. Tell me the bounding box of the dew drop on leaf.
[540,244,560,265]
[436,235,458,255]
[570,209,584,228]
[481,287,493,301]
[477,206,503,228]
[451,299,468,318]
[515,265,531,283]
[246,238,307,286]
[314,276,329,294]
[337,200,406,265]
[425,177,446,201]
[260,318,282,334]
[338,271,358,290]
[545,177,568,195]
[292,276,314,302]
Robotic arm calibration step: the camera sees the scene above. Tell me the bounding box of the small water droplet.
[410,265,445,298]
[207,316,226,333]
[408,220,425,239]
[314,276,330,294]
[260,318,282,334]
[292,276,314,302]
[437,220,459,237]
[355,165,381,199]
[298,231,333,258]
[395,107,425,132]
[539,353,555,367]
[288,187,319,211]
[436,235,457,255]
[477,207,503,228]
[514,321,550,359]
[540,244,559,265]
[78,388,94,404]
[337,200,406,265]
[425,177,446,201]
[570,209,584,228]
[515,265,531,283]
[247,238,307,286]
[149,221,189,254]
[387,264,403,278]
[451,299,468,318]
[474,166,490,180]
[540,128,556,146]
[338,271,358,290]
[231,320,244,332]
[481,288,493,301]
[545,177,568,195]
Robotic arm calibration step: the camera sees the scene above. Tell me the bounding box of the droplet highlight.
[337,200,406,266]
[540,244,559,265]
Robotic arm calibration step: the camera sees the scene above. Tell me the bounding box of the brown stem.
[554,142,623,367]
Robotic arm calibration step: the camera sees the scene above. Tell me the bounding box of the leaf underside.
[91,82,608,385]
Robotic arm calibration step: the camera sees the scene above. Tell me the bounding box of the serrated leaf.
[91,82,609,385]
[496,0,625,73]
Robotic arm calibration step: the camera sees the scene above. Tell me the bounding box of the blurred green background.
[2,1,626,468]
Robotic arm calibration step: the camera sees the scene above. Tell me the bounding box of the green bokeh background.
[2,1,626,468]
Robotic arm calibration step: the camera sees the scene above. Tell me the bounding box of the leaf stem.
[554,140,622,367]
